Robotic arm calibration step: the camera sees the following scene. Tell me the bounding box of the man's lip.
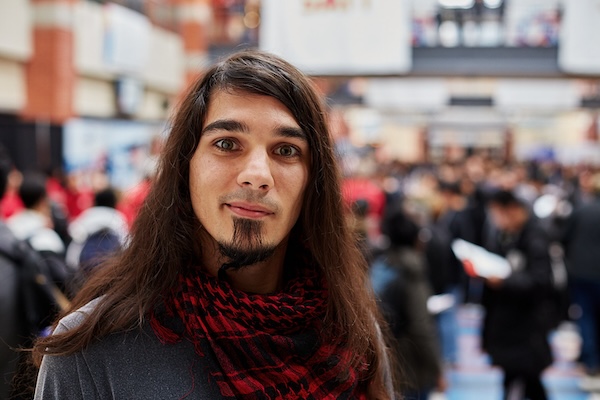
[225,202,274,215]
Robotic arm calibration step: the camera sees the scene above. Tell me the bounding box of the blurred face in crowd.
[488,203,527,234]
[189,89,310,268]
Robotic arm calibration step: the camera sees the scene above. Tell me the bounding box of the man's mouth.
[225,202,274,219]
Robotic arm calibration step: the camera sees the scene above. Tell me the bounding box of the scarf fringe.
[149,312,181,345]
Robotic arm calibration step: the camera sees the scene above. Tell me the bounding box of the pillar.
[22,0,76,124]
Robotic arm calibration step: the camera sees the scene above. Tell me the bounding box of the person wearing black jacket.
[0,148,67,400]
[562,174,600,377]
[0,144,23,399]
[372,208,443,399]
[483,189,555,400]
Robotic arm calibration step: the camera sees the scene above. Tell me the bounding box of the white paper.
[451,239,512,279]
[427,293,456,315]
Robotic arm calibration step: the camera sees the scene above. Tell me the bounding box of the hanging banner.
[558,0,600,75]
[63,119,166,190]
[504,0,561,47]
[104,3,151,74]
[0,0,31,61]
[259,0,412,76]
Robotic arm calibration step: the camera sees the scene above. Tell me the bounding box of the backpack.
[0,239,70,336]
[78,228,121,271]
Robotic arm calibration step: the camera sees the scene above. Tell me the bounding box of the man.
[562,173,600,387]
[7,172,71,293]
[33,50,393,399]
[371,207,443,400]
[8,172,66,257]
[483,189,554,400]
[65,187,128,295]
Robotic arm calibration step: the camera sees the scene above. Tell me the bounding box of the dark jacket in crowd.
[424,221,463,295]
[562,195,600,282]
[441,186,488,247]
[482,217,554,375]
[0,222,26,399]
[372,246,442,392]
[373,208,442,392]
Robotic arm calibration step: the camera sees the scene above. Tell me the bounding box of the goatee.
[217,217,276,279]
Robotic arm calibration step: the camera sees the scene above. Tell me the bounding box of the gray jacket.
[34,301,223,399]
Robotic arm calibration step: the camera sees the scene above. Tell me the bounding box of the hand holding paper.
[451,239,512,279]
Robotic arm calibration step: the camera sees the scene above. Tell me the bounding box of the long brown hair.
[33,49,393,394]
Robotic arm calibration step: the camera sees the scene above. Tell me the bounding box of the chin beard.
[217,217,277,279]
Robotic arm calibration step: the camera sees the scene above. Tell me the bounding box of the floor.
[434,304,592,400]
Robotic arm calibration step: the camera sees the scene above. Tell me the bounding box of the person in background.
[33,50,395,399]
[433,180,470,352]
[371,206,444,400]
[562,173,600,390]
[8,173,65,253]
[117,135,164,228]
[348,198,375,263]
[483,189,555,400]
[0,145,26,399]
[117,161,155,228]
[0,167,24,219]
[7,172,71,292]
[65,187,129,295]
[44,167,71,246]
[63,171,94,222]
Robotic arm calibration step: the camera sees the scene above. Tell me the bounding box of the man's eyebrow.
[202,119,307,141]
[202,119,248,135]
[276,126,307,141]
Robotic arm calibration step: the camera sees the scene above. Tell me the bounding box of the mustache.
[219,190,281,213]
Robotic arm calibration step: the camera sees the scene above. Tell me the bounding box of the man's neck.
[222,251,287,294]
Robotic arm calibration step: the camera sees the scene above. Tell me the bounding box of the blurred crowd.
[342,146,600,399]
[1,128,600,399]
[0,142,160,399]
[0,158,160,289]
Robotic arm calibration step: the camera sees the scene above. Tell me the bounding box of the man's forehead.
[202,89,307,140]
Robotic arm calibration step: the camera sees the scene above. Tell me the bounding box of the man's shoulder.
[41,299,223,400]
[53,298,184,358]
[54,298,102,334]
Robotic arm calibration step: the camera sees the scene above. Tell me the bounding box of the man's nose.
[237,149,274,190]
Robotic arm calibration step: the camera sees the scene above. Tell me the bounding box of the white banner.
[365,78,448,111]
[495,79,580,111]
[259,0,412,76]
[104,3,151,74]
[558,0,600,75]
[0,0,32,61]
[64,119,165,190]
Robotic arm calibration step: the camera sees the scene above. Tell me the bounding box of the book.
[451,238,512,279]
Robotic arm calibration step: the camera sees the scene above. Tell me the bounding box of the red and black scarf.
[150,265,368,399]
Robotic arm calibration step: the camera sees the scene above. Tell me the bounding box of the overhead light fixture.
[484,0,503,9]
[438,0,475,9]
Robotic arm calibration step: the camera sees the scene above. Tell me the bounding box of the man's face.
[489,203,523,234]
[189,89,310,266]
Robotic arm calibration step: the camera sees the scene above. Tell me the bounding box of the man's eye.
[275,145,299,157]
[215,139,236,151]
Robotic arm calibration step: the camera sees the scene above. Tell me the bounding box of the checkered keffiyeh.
[150,265,368,399]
